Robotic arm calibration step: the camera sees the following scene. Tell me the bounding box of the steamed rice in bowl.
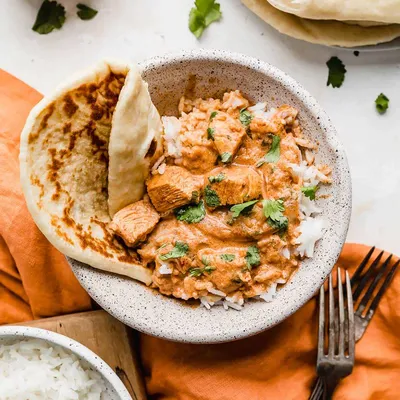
[0,338,106,399]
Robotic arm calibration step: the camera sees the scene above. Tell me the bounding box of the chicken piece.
[205,166,262,206]
[147,166,203,213]
[249,116,286,138]
[109,199,160,247]
[196,247,251,294]
[221,90,249,111]
[177,144,219,174]
[209,111,246,160]
[274,105,299,125]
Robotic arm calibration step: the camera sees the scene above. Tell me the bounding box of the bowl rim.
[72,49,352,343]
[0,325,132,399]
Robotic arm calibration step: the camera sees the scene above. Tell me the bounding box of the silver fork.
[314,269,355,400]
[310,247,400,400]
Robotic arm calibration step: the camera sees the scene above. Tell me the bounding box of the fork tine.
[353,250,384,301]
[337,268,345,355]
[355,254,392,315]
[351,246,375,285]
[328,274,335,358]
[364,259,400,321]
[318,284,325,360]
[346,270,355,361]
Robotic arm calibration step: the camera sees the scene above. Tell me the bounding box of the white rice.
[208,288,226,297]
[223,300,243,311]
[157,163,166,175]
[161,116,182,158]
[288,161,330,187]
[300,193,321,217]
[0,339,106,399]
[248,102,276,120]
[280,247,291,260]
[295,217,325,258]
[159,263,172,275]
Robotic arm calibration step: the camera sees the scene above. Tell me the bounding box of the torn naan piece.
[20,61,162,285]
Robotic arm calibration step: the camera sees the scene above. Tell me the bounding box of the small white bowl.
[69,49,352,344]
[0,326,132,400]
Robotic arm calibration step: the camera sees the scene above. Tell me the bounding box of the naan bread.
[20,61,161,285]
[108,66,163,217]
[267,0,400,25]
[243,0,400,47]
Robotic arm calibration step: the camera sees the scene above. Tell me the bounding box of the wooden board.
[15,310,147,400]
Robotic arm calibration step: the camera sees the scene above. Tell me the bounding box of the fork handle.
[323,377,341,400]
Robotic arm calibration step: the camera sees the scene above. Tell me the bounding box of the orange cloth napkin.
[1,69,399,399]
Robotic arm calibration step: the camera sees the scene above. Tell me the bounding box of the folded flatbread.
[243,0,400,47]
[266,0,400,25]
[20,61,162,285]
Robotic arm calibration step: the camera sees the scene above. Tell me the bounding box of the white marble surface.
[1,0,400,254]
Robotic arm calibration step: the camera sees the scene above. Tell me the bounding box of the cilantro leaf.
[301,185,318,200]
[77,4,98,20]
[189,0,222,39]
[220,152,232,163]
[239,108,253,127]
[175,201,206,224]
[159,241,189,261]
[326,56,346,88]
[375,93,389,114]
[256,135,281,167]
[210,111,218,121]
[204,185,221,207]
[32,0,66,34]
[189,256,216,277]
[208,173,225,183]
[245,246,260,270]
[189,267,204,277]
[262,199,288,232]
[207,127,215,140]
[230,200,258,219]
[220,254,235,262]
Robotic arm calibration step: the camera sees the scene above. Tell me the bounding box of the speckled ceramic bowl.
[0,326,132,399]
[68,49,351,344]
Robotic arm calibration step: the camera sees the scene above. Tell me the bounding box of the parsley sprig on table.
[189,0,222,39]
[32,0,66,34]
[326,56,346,88]
[375,93,389,114]
[77,4,98,20]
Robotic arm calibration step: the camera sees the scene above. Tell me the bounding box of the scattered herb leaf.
[191,191,200,202]
[262,199,288,232]
[239,108,253,127]
[32,0,66,34]
[207,127,215,140]
[256,135,281,167]
[230,200,258,219]
[220,152,232,163]
[189,0,222,39]
[189,267,204,277]
[210,111,218,121]
[159,241,189,261]
[204,185,221,207]
[326,56,346,88]
[220,254,235,262]
[208,173,225,183]
[375,93,389,114]
[189,257,216,277]
[301,185,318,200]
[76,3,98,20]
[175,201,206,224]
[245,246,260,270]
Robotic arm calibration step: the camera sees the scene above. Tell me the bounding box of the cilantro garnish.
[301,185,318,200]
[326,56,346,88]
[175,201,206,224]
[204,185,221,207]
[189,256,216,277]
[375,93,389,114]
[208,173,225,183]
[230,200,258,219]
[262,199,288,231]
[220,152,232,163]
[256,135,281,167]
[159,241,189,261]
[239,108,253,127]
[245,246,260,270]
[220,254,235,262]
[210,111,218,121]
[189,0,222,39]
[32,0,66,34]
[77,4,98,20]
[207,127,215,140]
